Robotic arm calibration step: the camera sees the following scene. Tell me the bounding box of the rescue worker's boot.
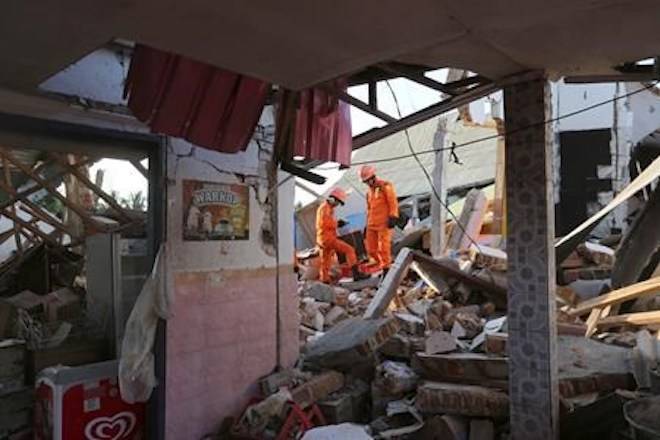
[351,265,370,281]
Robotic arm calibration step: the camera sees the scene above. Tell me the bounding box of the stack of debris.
[255,173,660,438]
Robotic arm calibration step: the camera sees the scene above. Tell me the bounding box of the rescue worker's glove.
[337,219,348,228]
[387,216,398,229]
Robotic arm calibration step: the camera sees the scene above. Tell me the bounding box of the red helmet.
[359,165,376,181]
[328,187,347,204]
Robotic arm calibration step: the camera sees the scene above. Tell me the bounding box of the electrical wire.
[384,79,483,252]
[313,81,659,170]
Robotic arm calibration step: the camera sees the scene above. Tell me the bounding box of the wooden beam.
[0,157,94,213]
[335,90,398,123]
[368,80,378,111]
[50,153,133,222]
[0,177,79,242]
[0,148,101,230]
[378,63,457,95]
[564,73,659,84]
[598,310,660,328]
[2,155,22,254]
[353,80,500,150]
[1,208,62,248]
[568,276,660,316]
[16,225,39,245]
[130,160,149,179]
[0,228,15,246]
[17,202,79,242]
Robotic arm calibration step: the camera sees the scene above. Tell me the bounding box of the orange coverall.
[316,200,357,283]
[365,179,398,270]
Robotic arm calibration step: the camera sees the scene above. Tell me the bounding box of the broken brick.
[416,381,509,418]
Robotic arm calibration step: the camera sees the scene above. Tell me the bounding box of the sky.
[294,69,496,205]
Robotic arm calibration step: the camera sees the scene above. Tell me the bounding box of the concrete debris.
[425,331,457,355]
[291,371,345,409]
[284,209,656,438]
[375,361,418,396]
[238,389,293,435]
[412,353,508,389]
[416,381,509,418]
[303,318,400,369]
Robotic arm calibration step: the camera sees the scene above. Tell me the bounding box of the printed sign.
[85,411,136,440]
[183,180,250,241]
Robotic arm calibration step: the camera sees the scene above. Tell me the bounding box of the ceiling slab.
[1,0,659,90]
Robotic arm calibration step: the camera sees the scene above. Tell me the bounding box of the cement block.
[304,317,399,369]
[416,381,509,418]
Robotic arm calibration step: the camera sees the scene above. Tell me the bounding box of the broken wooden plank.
[0,149,100,229]
[0,158,94,213]
[1,208,62,248]
[17,201,80,242]
[363,248,414,319]
[50,153,133,222]
[555,155,660,262]
[415,381,509,418]
[597,310,660,329]
[568,276,660,316]
[585,308,602,338]
[412,353,508,389]
[130,159,149,179]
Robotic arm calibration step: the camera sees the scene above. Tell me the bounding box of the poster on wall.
[182,180,250,241]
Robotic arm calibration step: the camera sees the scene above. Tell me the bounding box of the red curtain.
[124,45,269,154]
[291,79,352,166]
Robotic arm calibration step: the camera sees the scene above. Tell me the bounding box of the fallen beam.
[597,310,660,328]
[556,155,660,262]
[569,276,660,316]
[363,248,414,319]
[412,251,507,298]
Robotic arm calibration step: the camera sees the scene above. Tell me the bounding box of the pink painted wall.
[165,268,299,439]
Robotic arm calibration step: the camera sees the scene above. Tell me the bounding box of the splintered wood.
[569,276,660,317]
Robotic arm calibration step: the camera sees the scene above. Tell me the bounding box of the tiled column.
[504,74,558,440]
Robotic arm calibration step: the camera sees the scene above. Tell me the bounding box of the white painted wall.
[40,47,129,105]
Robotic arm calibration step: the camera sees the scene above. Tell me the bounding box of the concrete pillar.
[504,75,558,440]
[430,117,448,257]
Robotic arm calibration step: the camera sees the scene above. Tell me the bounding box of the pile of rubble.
[228,179,660,438]
[221,236,653,438]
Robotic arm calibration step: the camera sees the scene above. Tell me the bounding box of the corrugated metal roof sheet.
[335,116,498,198]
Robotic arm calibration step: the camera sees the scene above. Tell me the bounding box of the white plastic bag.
[119,244,172,403]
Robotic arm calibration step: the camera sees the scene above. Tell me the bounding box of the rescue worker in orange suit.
[360,165,399,274]
[316,188,369,283]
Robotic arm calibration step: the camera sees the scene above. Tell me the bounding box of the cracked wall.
[164,109,299,439]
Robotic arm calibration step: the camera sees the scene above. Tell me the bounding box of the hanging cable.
[384,80,483,252]
[312,81,658,171]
